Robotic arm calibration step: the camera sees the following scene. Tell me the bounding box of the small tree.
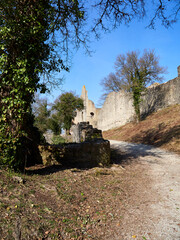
[33,95,62,136]
[53,92,84,135]
[47,113,62,136]
[101,49,167,121]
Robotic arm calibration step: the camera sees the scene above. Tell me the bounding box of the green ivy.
[0,0,86,170]
[0,0,52,170]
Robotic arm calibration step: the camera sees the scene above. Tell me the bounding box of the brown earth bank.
[103,104,180,154]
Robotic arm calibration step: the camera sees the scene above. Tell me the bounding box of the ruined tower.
[74,85,99,127]
[178,65,180,77]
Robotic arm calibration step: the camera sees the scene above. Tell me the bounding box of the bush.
[52,135,65,145]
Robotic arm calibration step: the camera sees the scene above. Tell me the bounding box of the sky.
[45,15,180,107]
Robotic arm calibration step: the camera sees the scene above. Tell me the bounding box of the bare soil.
[103,104,180,154]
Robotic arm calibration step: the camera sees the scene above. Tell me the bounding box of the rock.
[12,176,25,184]
[71,122,103,143]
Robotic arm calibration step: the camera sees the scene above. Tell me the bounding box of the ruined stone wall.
[71,122,102,143]
[74,66,180,131]
[141,76,180,117]
[39,139,111,168]
[97,91,135,131]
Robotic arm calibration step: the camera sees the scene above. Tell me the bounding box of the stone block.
[38,139,111,168]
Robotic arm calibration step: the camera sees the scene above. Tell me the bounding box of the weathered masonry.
[74,66,180,131]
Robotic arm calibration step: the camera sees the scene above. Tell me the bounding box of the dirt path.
[110,140,180,240]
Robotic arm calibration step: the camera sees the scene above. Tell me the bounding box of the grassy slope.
[103,104,180,154]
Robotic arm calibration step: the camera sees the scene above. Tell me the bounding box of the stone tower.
[178,65,180,77]
[81,85,88,122]
[74,86,99,127]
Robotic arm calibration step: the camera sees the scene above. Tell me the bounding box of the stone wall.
[39,139,111,168]
[141,76,180,118]
[74,66,180,131]
[97,90,135,131]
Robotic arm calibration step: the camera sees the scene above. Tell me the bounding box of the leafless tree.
[91,0,180,35]
[100,49,167,121]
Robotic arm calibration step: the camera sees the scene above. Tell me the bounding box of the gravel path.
[110,140,180,240]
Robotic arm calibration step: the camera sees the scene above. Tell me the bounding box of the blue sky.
[46,17,180,107]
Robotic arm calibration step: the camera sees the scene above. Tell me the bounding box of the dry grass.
[0,161,151,240]
[103,104,180,154]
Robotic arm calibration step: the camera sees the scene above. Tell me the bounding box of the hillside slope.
[103,104,180,154]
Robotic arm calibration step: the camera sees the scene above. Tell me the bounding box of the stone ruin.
[39,138,110,168]
[71,122,103,143]
[74,66,180,131]
[38,122,111,168]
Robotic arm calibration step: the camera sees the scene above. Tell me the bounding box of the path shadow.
[26,164,65,175]
[110,141,166,166]
[110,148,136,166]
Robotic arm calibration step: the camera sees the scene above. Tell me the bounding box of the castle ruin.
[74,66,180,131]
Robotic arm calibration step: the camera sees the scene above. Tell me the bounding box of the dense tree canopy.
[53,92,84,134]
[0,0,179,170]
[101,49,166,121]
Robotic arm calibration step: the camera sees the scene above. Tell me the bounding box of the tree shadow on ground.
[25,164,66,175]
[110,141,168,166]
[130,125,180,147]
[25,162,95,176]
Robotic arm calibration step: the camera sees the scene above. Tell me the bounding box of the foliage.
[33,94,62,136]
[101,49,166,121]
[0,0,85,170]
[53,92,84,134]
[47,114,62,136]
[0,0,50,170]
[51,135,65,144]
